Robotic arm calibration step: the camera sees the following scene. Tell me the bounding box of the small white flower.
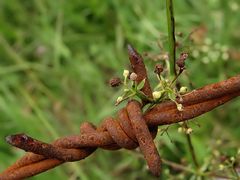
[229,2,239,11]
[230,156,235,162]
[179,86,188,94]
[177,104,183,111]
[219,164,225,171]
[116,96,123,104]
[178,122,184,125]
[221,45,228,52]
[152,91,162,100]
[222,52,229,61]
[123,70,129,78]
[186,128,193,134]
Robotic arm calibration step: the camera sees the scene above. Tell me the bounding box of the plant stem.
[183,122,199,168]
[166,0,177,77]
[162,158,195,174]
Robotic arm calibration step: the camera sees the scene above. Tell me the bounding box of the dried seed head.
[175,41,181,48]
[176,59,185,69]
[176,52,188,72]
[109,77,122,87]
[154,64,164,75]
[181,52,188,60]
[176,32,183,37]
[130,72,138,81]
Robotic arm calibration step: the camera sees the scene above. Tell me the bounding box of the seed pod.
[176,52,188,71]
[109,77,122,87]
[130,72,138,81]
[154,64,164,75]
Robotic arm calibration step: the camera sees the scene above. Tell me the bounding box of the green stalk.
[166,0,177,77]
[183,122,199,169]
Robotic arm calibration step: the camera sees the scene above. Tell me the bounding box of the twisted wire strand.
[0,44,240,179]
[1,75,239,179]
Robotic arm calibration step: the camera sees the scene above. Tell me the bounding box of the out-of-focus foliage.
[0,0,239,179]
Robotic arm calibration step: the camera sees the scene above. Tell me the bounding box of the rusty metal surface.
[0,46,240,179]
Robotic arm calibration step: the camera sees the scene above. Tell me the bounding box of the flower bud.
[177,104,183,111]
[176,52,188,71]
[130,72,137,81]
[109,77,122,87]
[230,156,235,162]
[152,91,162,100]
[154,64,164,75]
[123,70,129,78]
[116,96,123,104]
[180,86,188,94]
[186,128,193,134]
[219,164,224,171]
[178,127,183,133]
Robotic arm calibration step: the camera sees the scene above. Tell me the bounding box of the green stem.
[166,0,177,77]
[183,122,199,169]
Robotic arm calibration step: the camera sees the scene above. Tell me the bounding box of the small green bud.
[178,127,183,133]
[152,91,162,100]
[180,86,188,94]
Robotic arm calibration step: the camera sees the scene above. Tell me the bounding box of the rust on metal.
[127,44,153,99]
[127,100,161,176]
[0,45,240,180]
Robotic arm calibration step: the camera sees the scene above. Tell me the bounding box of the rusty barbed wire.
[0,45,240,180]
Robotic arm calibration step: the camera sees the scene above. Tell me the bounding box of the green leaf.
[137,79,146,90]
[168,91,176,101]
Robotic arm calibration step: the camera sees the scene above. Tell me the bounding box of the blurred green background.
[0,0,240,179]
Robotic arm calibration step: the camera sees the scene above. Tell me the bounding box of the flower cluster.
[109,70,148,106]
[110,51,189,111]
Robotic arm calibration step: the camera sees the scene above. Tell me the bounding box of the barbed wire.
[0,45,240,180]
